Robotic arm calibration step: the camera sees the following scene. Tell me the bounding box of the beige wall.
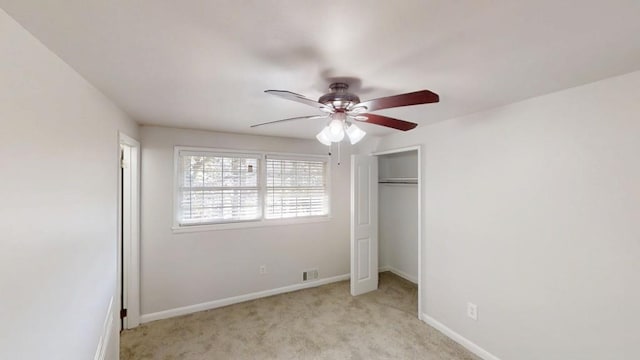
[0,9,138,360]
[139,126,351,316]
[366,70,640,359]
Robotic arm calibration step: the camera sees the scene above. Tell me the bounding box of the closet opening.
[376,147,421,318]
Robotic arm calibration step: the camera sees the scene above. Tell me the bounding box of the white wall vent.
[302,269,319,282]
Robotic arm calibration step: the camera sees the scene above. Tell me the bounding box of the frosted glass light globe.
[327,119,345,142]
[316,129,331,146]
[346,123,366,144]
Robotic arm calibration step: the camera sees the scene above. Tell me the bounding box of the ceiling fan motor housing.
[318,83,361,111]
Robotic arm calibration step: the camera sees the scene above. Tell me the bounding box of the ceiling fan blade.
[355,113,417,131]
[250,115,328,128]
[265,90,333,112]
[357,90,439,112]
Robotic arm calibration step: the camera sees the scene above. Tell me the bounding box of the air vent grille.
[302,269,319,282]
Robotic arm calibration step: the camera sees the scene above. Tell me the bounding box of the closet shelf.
[378,177,418,184]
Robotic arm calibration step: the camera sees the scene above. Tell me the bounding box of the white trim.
[179,150,262,159]
[119,132,138,147]
[94,297,115,360]
[175,146,265,156]
[416,146,422,320]
[422,314,502,360]
[372,145,421,156]
[265,152,330,161]
[379,265,418,284]
[140,274,350,323]
[172,215,331,233]
[118,132,141,329]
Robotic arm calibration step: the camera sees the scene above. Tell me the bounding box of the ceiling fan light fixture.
[327,118,345,142]
[347,105,368,114]
[346,123,366,145]
[319,106,334,114]
[316,129,332,146]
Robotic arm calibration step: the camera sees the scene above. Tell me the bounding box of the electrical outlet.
[467,302,478,320]
[259,265,267,275]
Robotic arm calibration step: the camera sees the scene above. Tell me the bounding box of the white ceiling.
[2,1,640,139]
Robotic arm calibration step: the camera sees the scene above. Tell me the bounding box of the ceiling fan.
[252,83,439,145]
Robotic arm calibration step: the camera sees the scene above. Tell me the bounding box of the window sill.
[171,216,332,234]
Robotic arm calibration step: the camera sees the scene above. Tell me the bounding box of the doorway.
[350,146,422,319]
[118,132,140,330]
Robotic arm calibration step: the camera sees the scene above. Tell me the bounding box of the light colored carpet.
[121,272,480,359]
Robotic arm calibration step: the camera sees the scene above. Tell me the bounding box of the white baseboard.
[422,314,501,360]
[94,297,115,360]
[141,274,350,323]
[379,265,418,284]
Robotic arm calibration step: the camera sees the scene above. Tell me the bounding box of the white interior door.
[350,154,379,296]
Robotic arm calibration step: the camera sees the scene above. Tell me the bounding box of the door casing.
[118,132,140,329]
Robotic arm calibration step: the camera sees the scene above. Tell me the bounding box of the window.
[265,156,328,219]
[176,150,261,225]
[174,147,329,228]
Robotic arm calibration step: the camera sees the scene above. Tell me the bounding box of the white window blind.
[177,151,260,225]
[265,156,328,219]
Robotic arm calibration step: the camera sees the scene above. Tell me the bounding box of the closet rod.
[378,181,418,185]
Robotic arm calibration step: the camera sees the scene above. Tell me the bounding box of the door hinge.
[120,308,128,319]
[120,148,128,168]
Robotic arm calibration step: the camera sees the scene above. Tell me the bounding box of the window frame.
[172,146,331,233]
